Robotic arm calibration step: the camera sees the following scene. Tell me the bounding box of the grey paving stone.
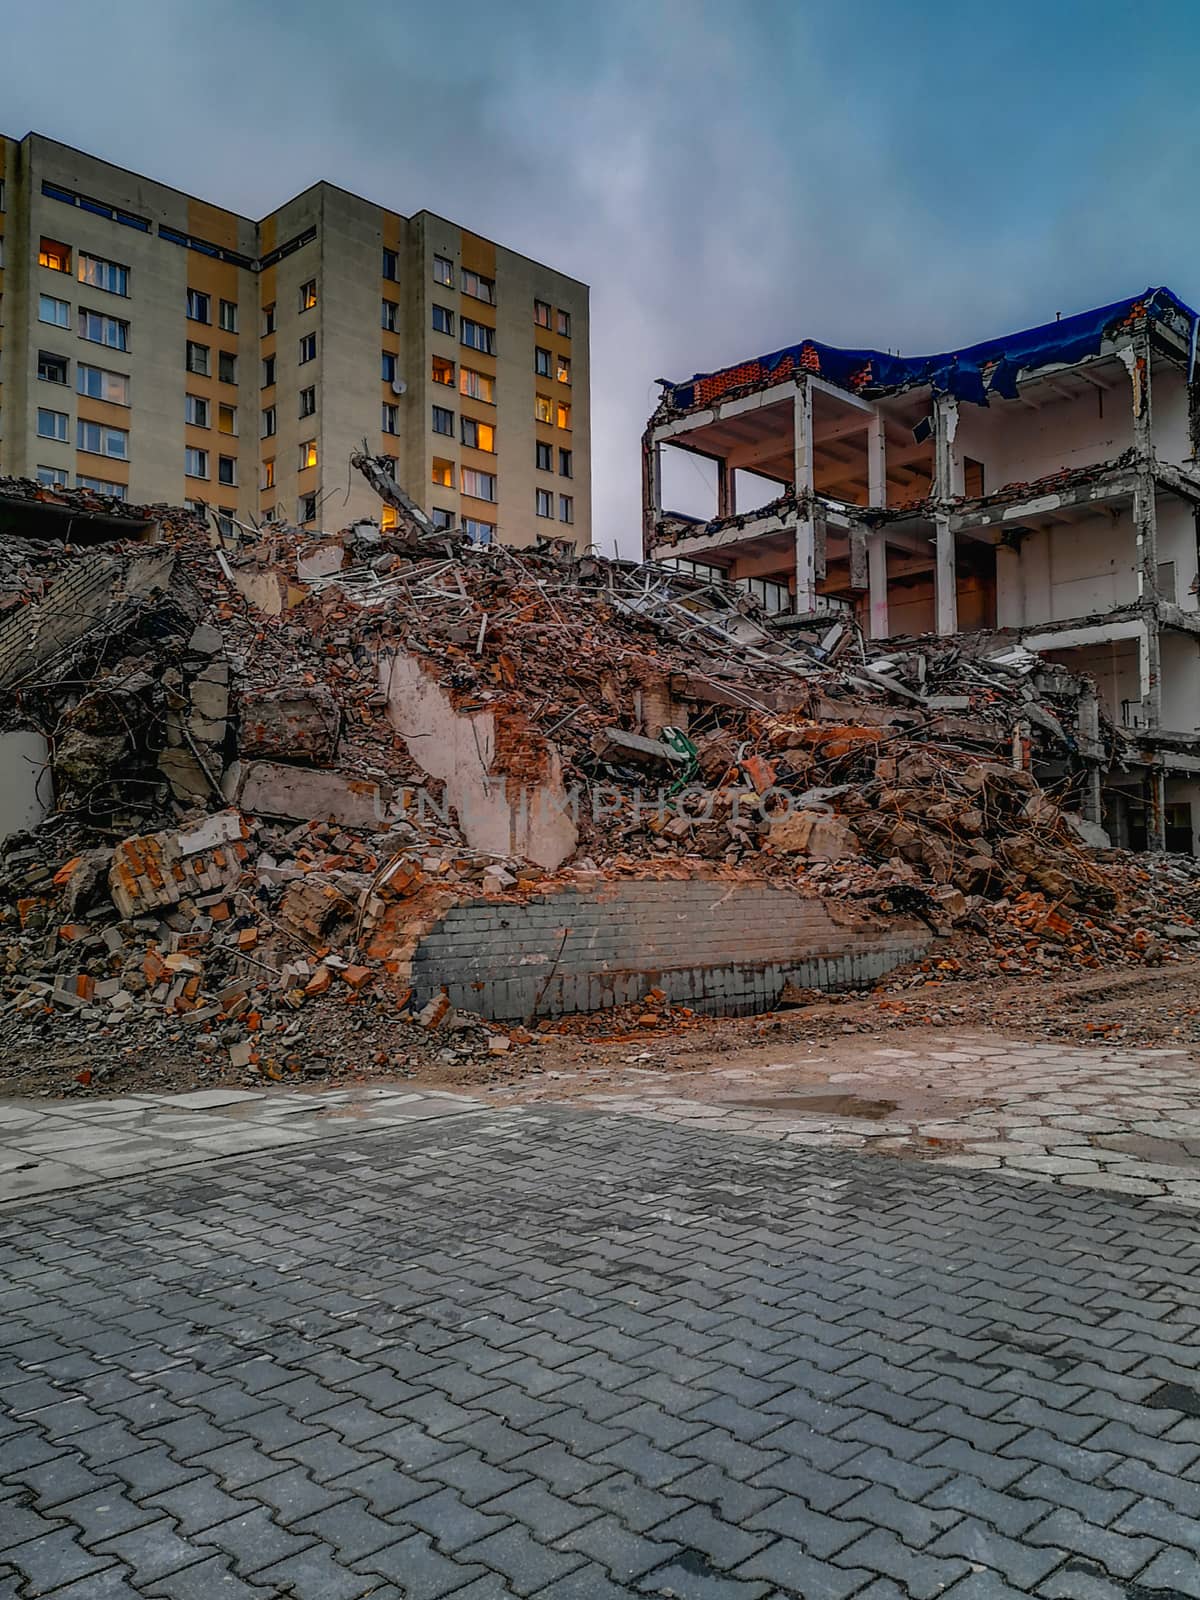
[93,1518,209,1585]
[1132,1547,1200,1600]
[554,1515,682,1583]
[456,1523,585,1596]
[734,1539,872,1600]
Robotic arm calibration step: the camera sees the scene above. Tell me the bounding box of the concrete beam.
[948,472,1136,533]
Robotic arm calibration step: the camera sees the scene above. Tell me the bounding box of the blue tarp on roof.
[668,286,1196,411]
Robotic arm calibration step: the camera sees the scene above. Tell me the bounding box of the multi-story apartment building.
[644,287,1200,851]
[0,132,589,549]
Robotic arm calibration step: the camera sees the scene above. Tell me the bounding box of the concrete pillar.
[641,435,662,554]
[793,382,816,613]
[932,396,961,635]
[1126,329,1161,730]
[868,532,889,639]
[867,411,887,508]
[1148,766,1167,852]
[716,459,734,519]
[935,515,957,634]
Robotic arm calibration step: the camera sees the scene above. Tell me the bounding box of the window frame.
[432,355,456,387]
[461,268,495,304]
[299,385,316,417]
[78,251,128,296]
[432,404,454,437]
[77,363,129,405]
[38,294,71,328]
[186,340,211,376]
[37,350,69,386]
[185,446,209,479]
[459,366,494,403]
[219,298,238,332]
[299,439,318,471]
[432,255,454,286]
[185,393,210,428]
[298,332,317,364]
[298,278,317,312]
[533,299,551,328]
[381,247,399,281]
[79,308,130,351]
[39,237,71,273]
[186,287,211,323]
[36,407,69,442]
[382,298,399,331]
[77,418,129,460]
[381,401,399,434]
[218,454,237,486]
[536,441,552,472]
[432,304,454,336]
[460,318,495,355]
[536,488,553,519]
[461,467,497,503]
[535,347,552,377]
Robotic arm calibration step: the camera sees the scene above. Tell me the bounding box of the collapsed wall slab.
[408,876,928,1019]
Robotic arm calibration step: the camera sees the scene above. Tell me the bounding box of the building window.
[187,288,210,323]
[261,406,276,438]
[433,255,453,286]
[186,341,210,375]
[262,302,276,335]
[382,247,399,280]
[219,298,238,332]
[299,278,317,312]
[432,304,454,335]
[432,355,455,386]
[39,237,71,272]
[559,494,574,524]
[461,417,495,452]
[38,351,68,385]
[557,309,571,337]
[381,352,397,383]
[535,394,554,424]
[299,332,316,364]
[557,354,571,384]
[462,269,494,304]
[463,518,494,546]
[432,458,454,488]
[381,402,398,434]
[185,447,209,478]
[299,439,317,470]
[299,385,316,417]
[262,354,276,387]
[460,367,494,403]
[432,405,454,436]
[461,319,495,354]
[80,310,129,351]
[78,364,128,404]
[37,408,68,442]
[535,347,552,377]
[536,441,552,472]
[558,448,573,478]
[219,404,237,436]
[739,576,790,614]
[219,350,237,384]
[77,419,128,459]
[39,294,71,328]
[431,507,455,529]
[37,465,69,487]
[557,400,571,429]
[79,252,128,296]
[534,298,551,328]
[218,455,236,485]
[216,509,236,537]
[536,488,553,519]
[299,492,318,523]
[76,475,126,499]
[382,298,399,331]
[185,394,210,427]
[263,459,275,490]
[462,468,496,502]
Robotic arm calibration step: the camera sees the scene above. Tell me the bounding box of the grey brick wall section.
[410,879,929,1019]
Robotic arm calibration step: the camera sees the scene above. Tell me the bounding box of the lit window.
[299,492,318,523]
[382,247,399,280]
[431,458,454,488]
[37,465,69,487]
[557,355,571,384]
[185,394,210,427]
[218,455,236,486]
[299,385,316,416]
[40,237,71,272]
[382,352,397,383]
[432,304,454,335]
[299,332,316,363]
[534,299,551,328]
[381,506,399,532]
[461,417,495,452]
[463,518,494,546]
[219,350,237,383]
[76,475,126,499]
[81,310,129,350]
[557,309,571,337]
[382,402,398,434]
[262,354,276,387]
[559,447,572,477]
[535,347,551,377]
[462,468,496,502]
[557,400,571,429]
[431,507,455,529]
[219,404,237,436]
[299,278,317,311]
[382,298,399,331]
[433,255,453,285]
[39,295,70,327]
[432,356,456,386]
[219,298,238,332]
[38,351,68,385]
[432,405,454,436]
[37,408,68,441]
[462,269,494,304]
[261,406,276,438]
[186,341,210,375]
[535,441,552,471]
[185,446,209,478]
[78,364,128,404]
[461,319,494,355]
[299,439,317,470]
[79,252,128,296]
[460,367,494,402]
[535,394,553,424]
[263,459,275,490]
[187,288,210,323]
[559,494,573,524]
[262,302,276,335]
[536,488,553,518]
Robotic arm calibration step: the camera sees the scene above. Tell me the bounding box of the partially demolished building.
[643,287,1200,852]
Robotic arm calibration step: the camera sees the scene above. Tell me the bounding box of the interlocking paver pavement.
[4,1104,1200,1596]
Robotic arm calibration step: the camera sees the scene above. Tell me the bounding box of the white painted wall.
[995,509,1139,628]
[1038,638,1142,725]
[0,731,53,839]
[1161,631,1200,734]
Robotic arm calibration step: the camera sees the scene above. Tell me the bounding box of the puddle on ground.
[732,1093,900,1119]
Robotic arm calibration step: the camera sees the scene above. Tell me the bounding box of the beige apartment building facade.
[0,132,590,548]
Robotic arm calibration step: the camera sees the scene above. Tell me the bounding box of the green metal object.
[661,726,699,796]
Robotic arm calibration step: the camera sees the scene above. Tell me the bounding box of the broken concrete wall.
[408,876,929,1019]
[0,731,53,840]
[239,685,340,764]
[222,760,388,829]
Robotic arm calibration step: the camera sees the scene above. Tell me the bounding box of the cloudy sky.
[5,0,1198,551]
